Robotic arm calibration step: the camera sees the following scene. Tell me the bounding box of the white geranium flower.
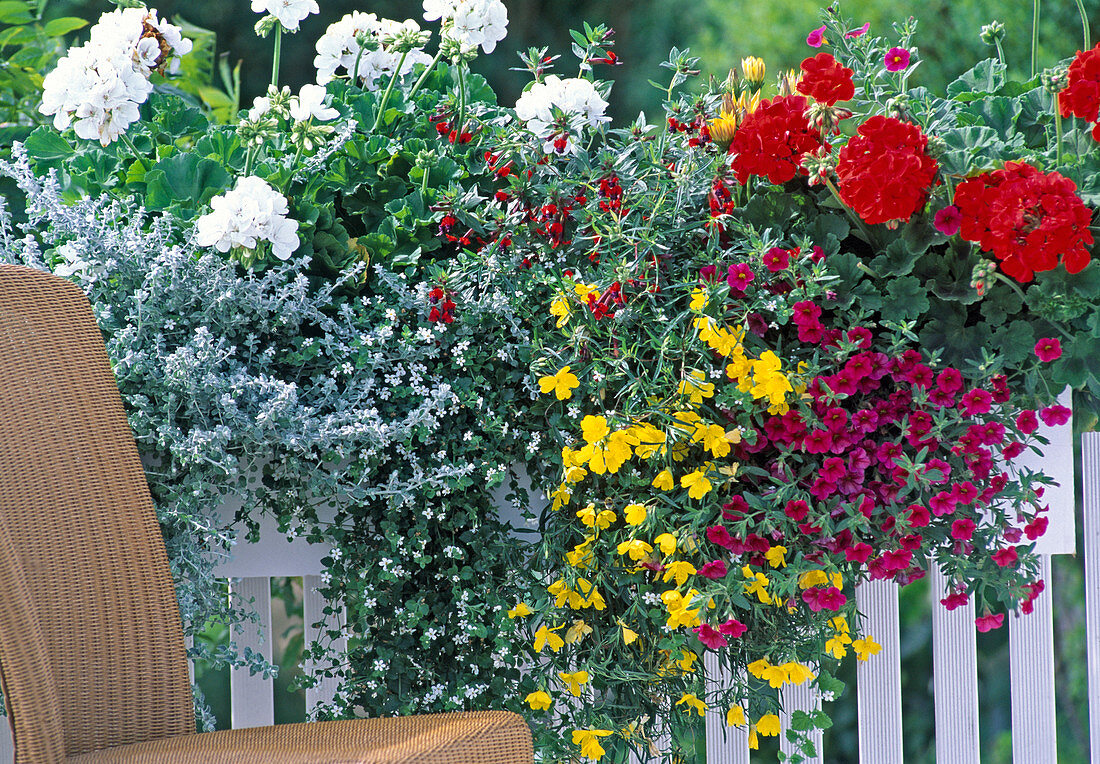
[290,84,339,122]
[39,7,190,146]
[195,176,300,261]
[251,0,319,33]
[449,0,507,54]
[515,75,610,155]
[313,13,432,90]
[422,0,460,22]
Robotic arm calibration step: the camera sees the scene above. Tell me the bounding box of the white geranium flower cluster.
[423,0,508,55]
[39,8,192,147]
[250,0,319,33]
[514,75,610,155]
[195,177,300,261]
[314,12,433,90]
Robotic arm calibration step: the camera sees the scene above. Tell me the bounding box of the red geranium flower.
[953,162,1094,282]
[730,94,823,185]
[836,115,939,226]
[1059,43,1100,137]
[797,53,855,105]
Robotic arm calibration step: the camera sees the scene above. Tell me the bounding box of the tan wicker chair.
[0,264,533,763]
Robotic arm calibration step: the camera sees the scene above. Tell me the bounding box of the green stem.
[243,145,257,177]
[1055,102,1064,168]
[284,138,306,192]
[994,39,1006,68]
[822,176,875,245]
[271,25,283,88]
[455,62,467,139]
[371,49,410,132]
[1031,0,1041,78]
[408,48,446,101]
[352,41,367,84]
[1075,0,1091,50]
[119,131,151,172]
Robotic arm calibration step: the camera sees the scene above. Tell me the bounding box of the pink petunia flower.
[975,612,1004,632]
[933,205,962,236]
[697,559,728,579]
[807,26,828,48]
[884,47,911,72]
[845,22,870,38]
[1034,337,1062,362]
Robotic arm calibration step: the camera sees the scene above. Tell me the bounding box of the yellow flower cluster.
[693,312,795,415]
[747,658,816,689]
[548,577,606,611]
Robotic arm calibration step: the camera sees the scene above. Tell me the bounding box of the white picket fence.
[0,396,1093,762]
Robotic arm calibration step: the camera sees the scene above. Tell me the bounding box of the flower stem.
[244,145,257,176]
[372,49,410,133]
[271,25,283,88]
[119,131,151,172]
[1075,0,1091,50]
[822,175,875,245]
[1054,101,1064,168]
[408,48,446,101]
[352,41,367,84]
[455,62,467,138]
[994,39,1006,68]
[1031,0,1041,78]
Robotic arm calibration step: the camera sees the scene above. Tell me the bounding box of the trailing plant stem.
[372,49,410,133]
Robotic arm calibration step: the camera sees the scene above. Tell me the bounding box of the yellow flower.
[690,287,709,310]
[533,624,565,653]
[616,538,654,561]
[582,414,610,444]
[708,110,739,147]
[830,615,850,634]
[677,649,698,672]
[744,570,771,603]
[662,560,697,586]
[741,56,766,86]
[623,503,647,525]
[574,282,599,298]
[619,620,639,645]
[652,469,674,491]
[782,662,816,685]
[680,469,712,500]
[525,690,552,711]
[550,483,572,512]
[550,296,571,328]
[761,663,789,689]
[654,532,677,557]
[507,602,532,619]
[756,714,781,737]
[677,370,715,405]
[539,366,580,400]
[726,705,746,727]
[565,619,593,644]
[571,729,613,761]
[748,725,759,750]
[825,634,851,659]
[559,670,590,697]
[799,570,829,589]
[765,545,788,568]
[632,424,666,458]
[676,692,707,716]
[747,658,772,679]
[565,536,595,569]
[853,636,883,661]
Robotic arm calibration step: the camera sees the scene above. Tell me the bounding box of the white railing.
[0,396,1091,762]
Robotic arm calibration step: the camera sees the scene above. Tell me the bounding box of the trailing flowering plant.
[459,5,1100,762]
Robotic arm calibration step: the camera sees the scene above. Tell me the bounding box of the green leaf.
[947,59,1006,101]
[43,17,88,37]
[939,126,1005,176]
[150,94,210,139]
[0,1,32,24]
[23,126,74,168]
[789,710,815,732]
[960,96,1022,142]
[143,153,231,212]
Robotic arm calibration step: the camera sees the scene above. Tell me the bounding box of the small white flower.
[251,0,319,32]
[422,0,460,22]
[290,84,339,122]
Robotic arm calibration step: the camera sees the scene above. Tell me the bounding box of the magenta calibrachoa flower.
[884,47,911,71]
[1034,338,1062,362]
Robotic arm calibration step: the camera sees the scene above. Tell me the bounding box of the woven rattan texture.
[0,265,534,763]
[0,265,196,762]
[64,711,534,763]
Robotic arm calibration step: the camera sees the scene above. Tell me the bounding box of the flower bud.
[979,21,1005,46]
[1041,65,1069,95]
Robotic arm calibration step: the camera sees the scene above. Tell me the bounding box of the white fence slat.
[228,576,275,729]
[703,652,749,764]
[1012,387,1076,555]
[930,564,980,762]
[780,679,823,762]
[1009,554,1057,763]
[1085,432,1100,764]
[304,574,345,714]
[856,579,903,763]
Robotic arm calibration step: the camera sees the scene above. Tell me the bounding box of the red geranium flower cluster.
[730,94,822,185]
[797,53,855,106]
[1059,43,1100,141]
[953,161,1094,282]
[836,115,939,226]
